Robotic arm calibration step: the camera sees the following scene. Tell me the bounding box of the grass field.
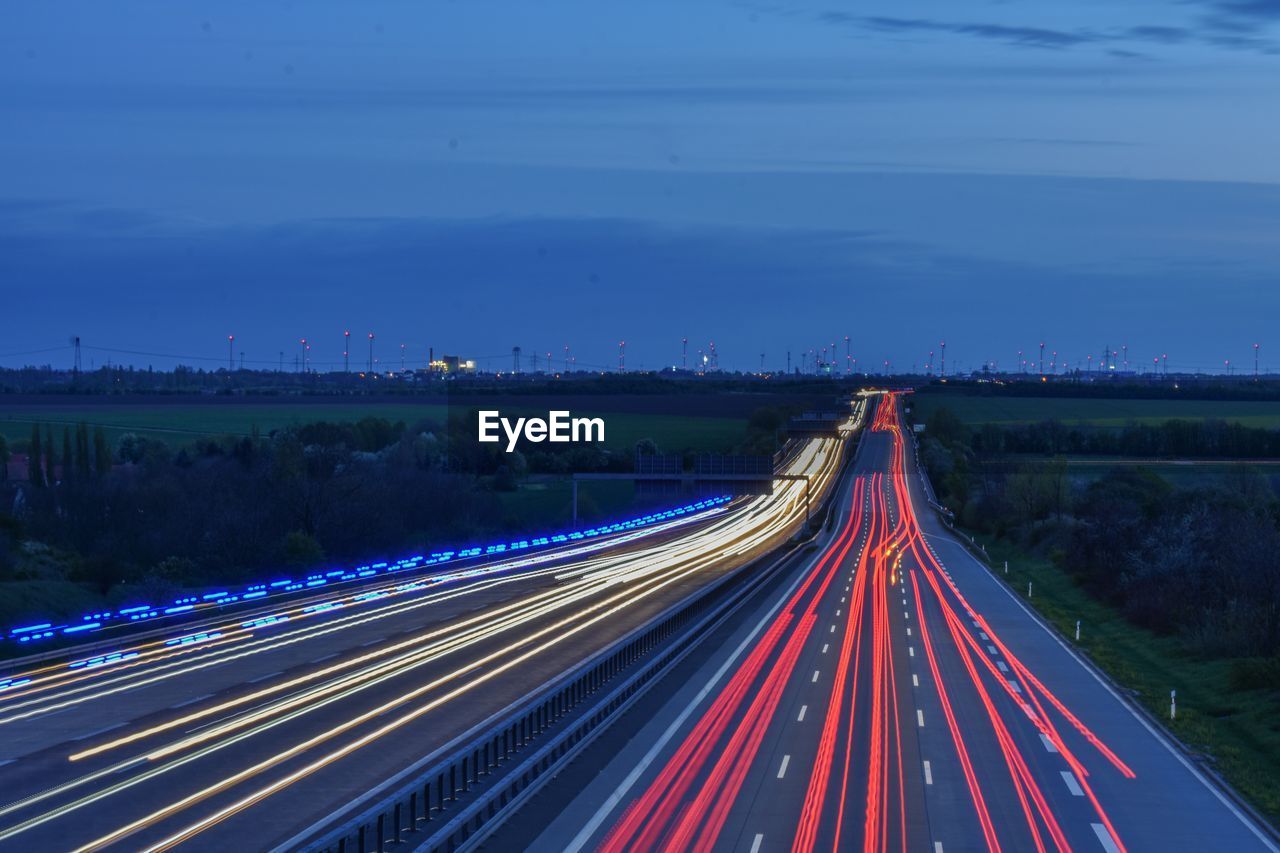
[0,402,747,453]
[973,534,1280,822]
[911,394,1280,428]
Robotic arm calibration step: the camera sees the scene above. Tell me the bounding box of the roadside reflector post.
[1027,581,1032,599]
[1004,560,1008,574]
[1075,620,1081,641]
[1171,689,1177,720]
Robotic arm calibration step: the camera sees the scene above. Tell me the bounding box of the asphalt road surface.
[0,418,857,852]
[523,393,1278,853]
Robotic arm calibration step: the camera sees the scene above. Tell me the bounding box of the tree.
[43,426,56,486]
[62,427,74,485]
[75,423,92,479]
[28,424,44,487]
[93,426,112,477]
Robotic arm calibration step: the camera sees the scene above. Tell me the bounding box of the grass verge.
[970,532,1280,824]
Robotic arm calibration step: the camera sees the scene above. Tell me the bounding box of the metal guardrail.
[289,427,863,853]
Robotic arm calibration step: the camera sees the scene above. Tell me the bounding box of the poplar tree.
[93,426,112,477]
[43,426,56,486]
[28,424,43,487]
[62,428,74,484]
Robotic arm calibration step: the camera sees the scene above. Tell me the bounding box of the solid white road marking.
[72,722,127,742]
[1062,770,1085,796]
[1092,823,1122,853]
[923,760,933,784]
[778,755,791,778]
[1040,734,1059,753]
[248,670,283,684]
[170,693,213,709]
[798,705,808,722]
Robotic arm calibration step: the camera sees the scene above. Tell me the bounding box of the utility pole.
[513,346,521,374]
[939,341,946,378]
[400,343,406,372]
[787,351,791,375]
[619,340,626,373]
[344,330,350,372]
[682,337,688,370]
[1039,341,1045,375]
[1255,343,1261,379]
[228,335,235,371]
[845,335,851,375]
[760,352,765,373]
[72,336,82,374]
[299,338,307,373]
[367,333,375,372]
[1122,343,1129,371]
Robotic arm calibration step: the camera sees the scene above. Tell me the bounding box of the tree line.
[920,406,1280,661]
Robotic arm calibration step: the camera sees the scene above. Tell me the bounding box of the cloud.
[818,9,1279,56]
[850,16,1094,49]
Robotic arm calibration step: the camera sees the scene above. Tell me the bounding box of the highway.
[0,408,860,852]
[525,393,1279,853]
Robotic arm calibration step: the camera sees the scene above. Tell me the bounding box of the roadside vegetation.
[0,401,801,631]
[916,405,1280,821]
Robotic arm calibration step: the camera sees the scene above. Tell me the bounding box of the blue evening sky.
[3,0,1279,374]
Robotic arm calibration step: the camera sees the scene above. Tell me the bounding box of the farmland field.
[911,392,1280,428]
[0,392,796,453]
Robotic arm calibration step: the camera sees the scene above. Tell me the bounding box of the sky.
[3,0,1280,375]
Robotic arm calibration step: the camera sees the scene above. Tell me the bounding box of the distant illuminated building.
[429,355,476,375]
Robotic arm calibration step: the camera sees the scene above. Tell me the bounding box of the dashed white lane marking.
[979,631,989,640]
[822,643,829,654]
[997,661,1009,673]
[72,721,127,742]
[917,709,925,727]
[1092,823,1122,853]
[902,598,907,605]
[986,645,998,655]
[310,652,339,664]
[1040,734,1059,753]
[360,638,383,647]
[170,692,214,709]
[841,597,846,603]
[750,834,764,853]
[778,755,791,779]
[909,646,915,657]
[836,610,842,616]
[1009,680,1022,693]
[248,670,283,684]
[0,759,15,768]
[923,760,933,785]
[1062,770,1085,796]
[912,674,919,687]
[904,611,910,619]
[906,627,912,636]
[812,670,821,683]
[935,843,944,853]
[798,705,808,722]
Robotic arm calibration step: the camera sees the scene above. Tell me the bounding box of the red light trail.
[597,392,1135,853]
